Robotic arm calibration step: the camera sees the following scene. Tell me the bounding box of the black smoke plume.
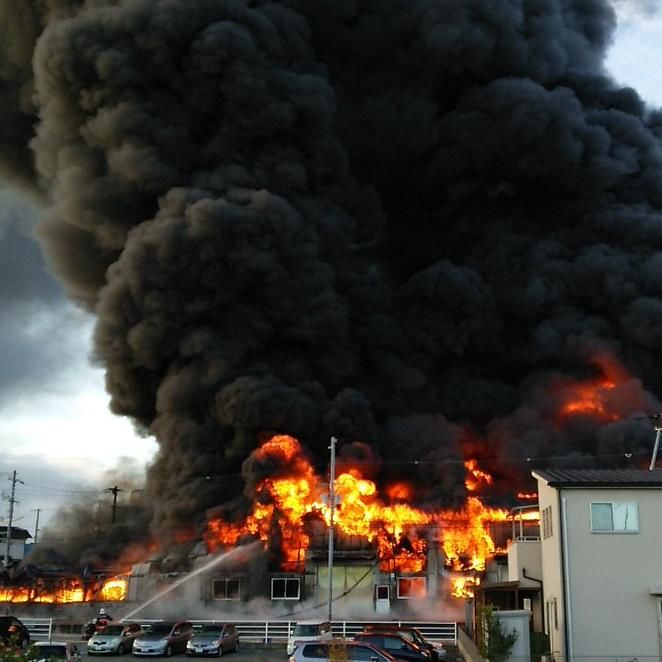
[2,0,662,540]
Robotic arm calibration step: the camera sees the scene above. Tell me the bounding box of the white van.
[287,620,333,655]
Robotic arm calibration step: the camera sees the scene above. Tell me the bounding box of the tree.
[478,604,518,662]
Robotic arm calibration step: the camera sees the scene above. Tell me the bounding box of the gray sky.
[0,5,661,533]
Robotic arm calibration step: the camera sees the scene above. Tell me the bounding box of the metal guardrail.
[21,617,53,641]
[173,620,457,644]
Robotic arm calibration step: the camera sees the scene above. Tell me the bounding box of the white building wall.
[536,479,566,660]
[508,540,542,585]
[562,487,662,661]
[0,539,27,561]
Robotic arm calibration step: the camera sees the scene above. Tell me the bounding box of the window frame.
[590,501,639,533]
[396,576,427,599]
[271,576,301,601]
[211,577,242,601]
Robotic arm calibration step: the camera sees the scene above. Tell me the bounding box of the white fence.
[178,620,457,644]
[21,617,53,641]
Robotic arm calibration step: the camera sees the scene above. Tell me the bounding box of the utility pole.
[327,437,337,623]
[105,486,123,524]
[650,413,662,471]
[31,508,41,544]
[3,471,23,567]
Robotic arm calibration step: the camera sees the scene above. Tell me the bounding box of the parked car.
[132,621,194,656]
[353,632,431,660]
[88,622,143,655]
[363,625,445,660]
[30,641,82,661]
[288,639,398,661]
[287,619,333,655]
[0,615,30,649]
[186,623,239,656]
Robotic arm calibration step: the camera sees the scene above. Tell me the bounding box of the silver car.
[288,639,397,662]
[88,622,143,655]
[186,623,239,656]
[132,621,194,657]
[31,641,82,661]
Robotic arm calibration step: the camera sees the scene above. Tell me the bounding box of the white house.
[532,468,662,662]
[0,526,32,564]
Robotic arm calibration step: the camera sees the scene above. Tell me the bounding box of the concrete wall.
[458,625,487,662]
[494,610,530,662]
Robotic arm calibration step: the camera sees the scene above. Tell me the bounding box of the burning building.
[1,0,662,619]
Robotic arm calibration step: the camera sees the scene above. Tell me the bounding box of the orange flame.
[560,376,618,420]
[100,577,127,601]
[517,492,538,500]
[206,435,512,586]
[464,459,494,492]
[440,497,508,573]
[387,483,413,502]
[0,572,130,604]
[0,584,85,604]
[451,574,481,599]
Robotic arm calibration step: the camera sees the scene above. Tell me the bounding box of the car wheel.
[165,645,172,657]
[117,643,125,655]
[217,645,223,657]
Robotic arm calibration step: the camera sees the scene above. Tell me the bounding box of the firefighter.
[94,608,113,632]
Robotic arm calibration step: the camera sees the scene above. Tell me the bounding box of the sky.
[1,2,661,535]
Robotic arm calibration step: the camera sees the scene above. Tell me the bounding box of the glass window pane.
[227,580,240,599]
[348,645,378,660]
[612,502,639,532]
[591,503,613,531]
[285,579,300,598]
[272,579,285,598]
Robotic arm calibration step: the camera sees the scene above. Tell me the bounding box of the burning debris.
[1,0,662,607]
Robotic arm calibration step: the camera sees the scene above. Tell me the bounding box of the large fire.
[3,354,640,605]
[0,576,127,604]
[206,435,516,596]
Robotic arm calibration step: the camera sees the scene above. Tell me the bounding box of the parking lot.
[79,643,286,660]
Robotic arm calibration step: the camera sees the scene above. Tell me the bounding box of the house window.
[211,578,241,600]
[396,577,426,599]
[271,577,301,600]
[590,501,639,533]
[375,585,389,601]
[542,506,553,539]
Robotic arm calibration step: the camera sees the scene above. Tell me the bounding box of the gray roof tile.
[533,468,662,487]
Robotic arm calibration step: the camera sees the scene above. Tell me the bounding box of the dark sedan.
[353,632,431,661]
[363,625,444,660]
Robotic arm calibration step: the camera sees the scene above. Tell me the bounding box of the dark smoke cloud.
[2,0,662,537]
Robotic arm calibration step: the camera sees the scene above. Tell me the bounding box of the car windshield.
[35,645,67,658]
[200,626,223,634]
[99,625,124,635]
[293,624,320,636]
[146,624,173,635]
